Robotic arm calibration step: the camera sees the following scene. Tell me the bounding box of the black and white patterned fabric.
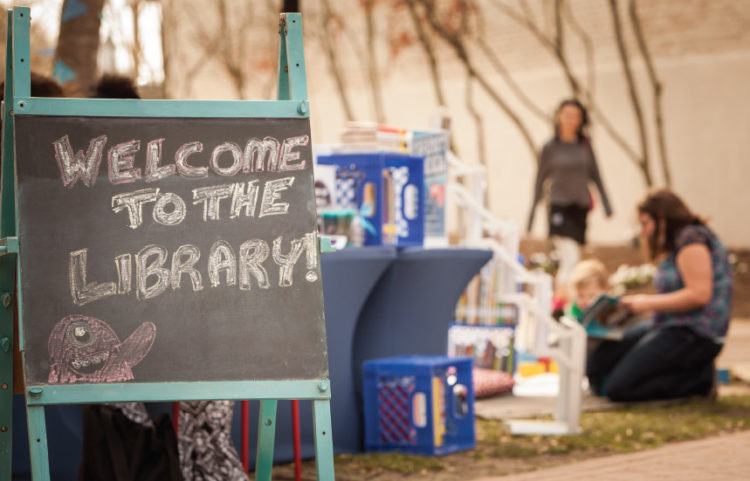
[389,166,409,237]
[178,401,248,481]
[335,177,358,208]
[111,402,153,428]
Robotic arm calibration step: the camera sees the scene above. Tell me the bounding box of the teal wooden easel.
[0,7,335,481]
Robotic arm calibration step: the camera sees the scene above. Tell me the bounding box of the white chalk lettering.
[69,249,117,306]
[230,181,260,219]
[112,188,160,229]
[244,137,280,172]
[238,239,270,290]
[115,253,132,294]
[208,240,237,287]
[145,138,175,182]
[136,245,170,300]
[153,192,187,226]
[175,141,207,178]
[272,236,305,287]
[53,135,107,188]
[171,244,203,291]
[259,176,294,218]
[210,142,244,177]
[192,184,234,221]
[108,140,142,185]
[303,232,320,282]
[278,135,309,172]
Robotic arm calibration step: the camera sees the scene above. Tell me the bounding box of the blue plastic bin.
[317,152,424,246]
[362,356,475,456]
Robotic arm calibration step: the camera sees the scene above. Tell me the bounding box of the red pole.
[292,400,302,481]
[171,402,180,433]
[241,400,250,472]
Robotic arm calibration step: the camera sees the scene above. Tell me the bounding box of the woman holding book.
[587,190,732,401]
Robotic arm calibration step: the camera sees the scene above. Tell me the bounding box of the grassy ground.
[272,395,750,481]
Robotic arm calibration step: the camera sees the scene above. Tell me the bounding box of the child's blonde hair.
[569,259,608,290]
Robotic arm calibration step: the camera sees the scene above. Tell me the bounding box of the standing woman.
[587,190,732,401]
[527,99,613,296]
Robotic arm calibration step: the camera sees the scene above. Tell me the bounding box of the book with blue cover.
[580,294,635,340]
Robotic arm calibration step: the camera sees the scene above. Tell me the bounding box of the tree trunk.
[610,0,653,186]
[54,0,105,97]
[320,0,356,121]
[363,0,385,122]
[629,0,671,187]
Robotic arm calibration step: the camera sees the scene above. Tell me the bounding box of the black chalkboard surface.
[14,115,328,386]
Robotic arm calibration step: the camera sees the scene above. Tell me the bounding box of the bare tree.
[416,0,539,161]
[405,0,447,107]
[130,0,143,81]
[629,0,671,187]
[488,0,661,186]
[465,70,486,168]
[609,0,653,186]
[176,0,278,100]
[54,0,105,96]
[363,0,386,122]
[318,0,356,121]
[473,10,550,124]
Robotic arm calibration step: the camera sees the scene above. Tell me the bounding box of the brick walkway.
[474,431,750,481]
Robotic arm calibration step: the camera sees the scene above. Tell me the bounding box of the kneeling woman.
[587,190,732,401]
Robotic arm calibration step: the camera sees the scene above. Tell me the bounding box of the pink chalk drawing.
[47,315,156,384]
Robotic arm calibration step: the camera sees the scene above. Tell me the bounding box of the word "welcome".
[53,134,309,188]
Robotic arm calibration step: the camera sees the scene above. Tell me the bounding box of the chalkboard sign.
[14,115,328,386]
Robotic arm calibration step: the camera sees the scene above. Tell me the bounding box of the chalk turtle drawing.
[47,315,156,384]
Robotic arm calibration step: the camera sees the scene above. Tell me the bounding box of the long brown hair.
[638,189,704,259]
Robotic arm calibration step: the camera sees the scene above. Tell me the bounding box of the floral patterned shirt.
[654,225,733,341]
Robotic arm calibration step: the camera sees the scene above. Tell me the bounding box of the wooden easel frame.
[0,7,334,481]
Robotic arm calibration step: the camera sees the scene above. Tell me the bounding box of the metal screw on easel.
[297,101,309,116]
[28,387,42,398]
[0,426,7,432]
[2,293,11,308]
[317,380,329,393]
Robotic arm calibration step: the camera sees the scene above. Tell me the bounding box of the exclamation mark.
[304,232,319,282]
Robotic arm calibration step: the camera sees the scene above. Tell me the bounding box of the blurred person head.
[0,72,64,101]
[91,74,140,99]
[554,98,588,142]
[568,259,608,310]
[637,189,705,261]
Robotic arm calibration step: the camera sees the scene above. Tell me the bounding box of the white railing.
[447,153,585,435]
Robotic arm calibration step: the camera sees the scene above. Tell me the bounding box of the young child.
[567,259,609,322]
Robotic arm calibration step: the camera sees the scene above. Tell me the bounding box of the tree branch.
[320,0,356,121]
[490,0,643,168]
[610,0,652,186]
[465,69,487,169]
[629,0,670,187]
[363,0,386,122]
[405,0,447,107]
[563,0,596,104]
[474,36,551,123]
[418,0,539,162]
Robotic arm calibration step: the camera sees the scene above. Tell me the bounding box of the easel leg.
[0,261,14,481]
[255,399,278,481]
[26,404,50,481]
[312,400,335,481]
